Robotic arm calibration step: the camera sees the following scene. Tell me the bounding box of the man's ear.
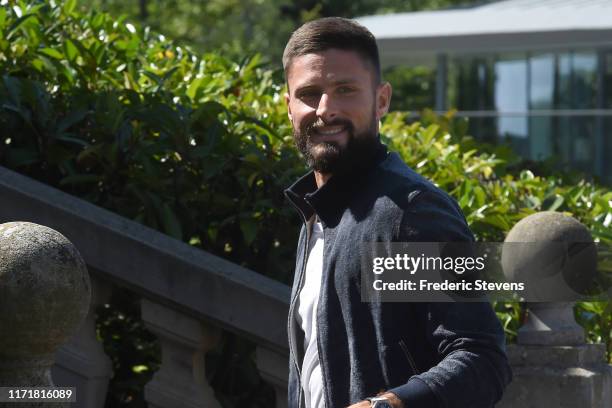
[375,82,392,120]
[284,92,293,124]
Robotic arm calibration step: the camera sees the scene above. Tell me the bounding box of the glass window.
[572,52,598,109]
[465,116,498,145]
[554,116,573,164]
[452,56,496,111]
[495,56,528,113]
[530,54,555,109]
[494,56,528,143]
[529,116,552,160]
[556,53,572,109]
[569,117,596,173]
[603,117,612,184]
[604,50,612,109]
[447,49,609,184]
[529,54,556,159]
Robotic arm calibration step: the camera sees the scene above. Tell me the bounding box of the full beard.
[294,116,379,175]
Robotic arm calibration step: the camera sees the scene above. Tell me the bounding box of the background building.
[358,0,612,183]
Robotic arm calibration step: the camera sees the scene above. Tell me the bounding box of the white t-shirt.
[296,221,325,408]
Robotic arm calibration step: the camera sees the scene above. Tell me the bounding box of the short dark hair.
[282,17,381,84]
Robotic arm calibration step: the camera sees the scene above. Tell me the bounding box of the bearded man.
[282,17,511,408]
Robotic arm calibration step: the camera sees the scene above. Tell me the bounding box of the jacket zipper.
[398,339,418,375]
[287,210,311,408]
[316,227,330,408]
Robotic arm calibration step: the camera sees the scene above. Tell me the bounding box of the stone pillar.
[517,302,584,346]
[498,212,612,408]
[51,275,113,408]
[500,343,612,408]
[0,222,91,407]
[141,299,222,408]
[256,346,289,408]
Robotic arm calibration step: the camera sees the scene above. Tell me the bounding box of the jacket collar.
[284,142,389,228]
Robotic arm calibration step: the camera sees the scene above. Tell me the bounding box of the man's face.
[285,49,391,174]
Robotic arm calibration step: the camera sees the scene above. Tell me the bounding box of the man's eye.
[337,86,354,94]
[298,90,319,99]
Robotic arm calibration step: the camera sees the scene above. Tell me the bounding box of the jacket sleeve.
[388,189,512,408]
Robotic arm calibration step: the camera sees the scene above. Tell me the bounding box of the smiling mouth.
[312,125,346,136]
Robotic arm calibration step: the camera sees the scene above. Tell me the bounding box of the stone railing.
[1,165,611,408]
[0,165,290,408]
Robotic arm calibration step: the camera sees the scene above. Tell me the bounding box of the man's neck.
[314,171,332,188]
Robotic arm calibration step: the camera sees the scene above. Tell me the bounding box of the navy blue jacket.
[284,144,512,408]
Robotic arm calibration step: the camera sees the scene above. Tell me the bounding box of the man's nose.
[315,93,338,122]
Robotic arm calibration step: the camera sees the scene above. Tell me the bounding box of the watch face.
[371,399,393,408]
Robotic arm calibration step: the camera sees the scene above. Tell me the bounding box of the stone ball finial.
[0,222,91,387]
[501,212,597,346]
[501,211,597,297]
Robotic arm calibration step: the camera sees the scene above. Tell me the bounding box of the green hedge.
[1,2,610,406]
[0,0,304,283]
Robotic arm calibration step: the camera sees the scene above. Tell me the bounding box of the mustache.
[305,118,354,136]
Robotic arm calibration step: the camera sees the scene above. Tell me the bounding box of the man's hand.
[346,392,404,408]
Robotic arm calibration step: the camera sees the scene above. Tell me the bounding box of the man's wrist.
[367,392,404,408]
[383,392,404,408]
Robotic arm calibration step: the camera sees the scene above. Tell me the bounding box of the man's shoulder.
[372,152,455,210]
[370,152,473,241]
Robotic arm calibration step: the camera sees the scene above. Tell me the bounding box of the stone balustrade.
[0,165,289,408]
[0,165,610,408]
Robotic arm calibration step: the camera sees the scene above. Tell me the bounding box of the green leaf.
[481,214,510,231]
[543,194,564,211]
[59,174,100,186]
[525,195,541,209]
[187,77,205,100]
[160,203,183,240]
[474,186,486,208]
[39,47,64,60]
[7,14,36,39]
[63,0,77,15]
[520,170,535,180]
[422,124,440,145]
[31,58,44,72]
[57,109,90,135]
[240,218,258,246]
[36,55,59,78]
[6,147,39,167]
[2,75,22,106]
[142,70,162,86]
[55,135,90,147]
[71,38,95,66]
[161,66,178,83]
[0,8,7,30]
[90,13,105,30]
[207,226,218,243]
[131,365,149,374]
[64,39,79,62]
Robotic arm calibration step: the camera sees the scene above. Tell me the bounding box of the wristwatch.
[366,396,393,408]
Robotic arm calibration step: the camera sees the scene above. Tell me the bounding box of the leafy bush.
[1,2,610,407]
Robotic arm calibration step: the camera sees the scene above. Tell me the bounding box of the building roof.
[355,0,612,65]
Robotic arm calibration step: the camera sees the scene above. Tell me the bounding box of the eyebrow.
[294,78,359,93]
